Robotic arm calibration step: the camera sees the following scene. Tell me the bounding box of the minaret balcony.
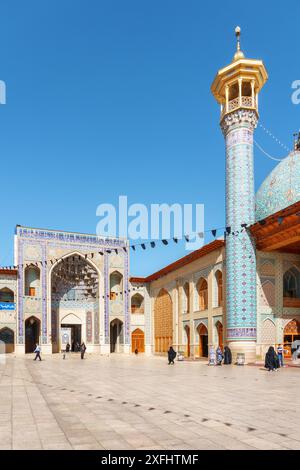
[221,95,256,118]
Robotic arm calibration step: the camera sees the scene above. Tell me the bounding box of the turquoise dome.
[255,150,300,221]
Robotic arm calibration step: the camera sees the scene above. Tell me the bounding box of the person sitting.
[223,346,232,365]
[265,346,279,372]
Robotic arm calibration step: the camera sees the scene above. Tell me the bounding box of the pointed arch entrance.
[25,316,40,353]
[110,319,123,353]
[50,252,99,353]
[0,327,14,353]
[284,319,300,358]
[197,323,208,358]
[131,328,145,353]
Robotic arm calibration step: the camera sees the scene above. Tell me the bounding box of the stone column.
[221,109,258,363]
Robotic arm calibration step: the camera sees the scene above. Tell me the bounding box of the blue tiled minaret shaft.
[211,27,268,359]
[222,110,258,341]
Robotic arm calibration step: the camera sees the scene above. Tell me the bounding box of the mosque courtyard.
[0,354,300,450]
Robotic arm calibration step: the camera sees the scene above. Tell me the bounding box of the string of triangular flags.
[19,286,143,302]
[0,215,290,271]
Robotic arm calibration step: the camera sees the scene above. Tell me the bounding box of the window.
[283,268,300,298]
[197,278,208,311]
[25,265,40,297]
[215,270,223,307]
[183,282,190,313]
[110,271,123,301]
[242,81,252,97]
[0,288,14,303]
[229,82,239,100]
[131,293,144,314]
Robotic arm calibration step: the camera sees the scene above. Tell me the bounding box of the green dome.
[255,150,300,221]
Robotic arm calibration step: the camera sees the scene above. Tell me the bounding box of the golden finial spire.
[233,26,245,61]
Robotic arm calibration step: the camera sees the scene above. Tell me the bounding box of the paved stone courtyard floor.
[1,353,300,450]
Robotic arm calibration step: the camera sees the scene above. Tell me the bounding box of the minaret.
[211,27,268,363]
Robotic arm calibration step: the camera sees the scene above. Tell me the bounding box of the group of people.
[264,345,285,372]
[65,342,87,359]
[33,341,87,361]
[209,345,232,365]
[167,345,232,365]
[166,343,288,370]
[33,342,295,369]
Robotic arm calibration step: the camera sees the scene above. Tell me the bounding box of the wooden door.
[198,323,208,357]
[132,328,145,353]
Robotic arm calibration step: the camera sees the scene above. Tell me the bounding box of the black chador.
[223,346,232,365]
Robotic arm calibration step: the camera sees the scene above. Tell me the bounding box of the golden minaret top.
[211,27,268,119]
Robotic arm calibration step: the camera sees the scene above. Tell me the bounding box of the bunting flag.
[1,220,281,270]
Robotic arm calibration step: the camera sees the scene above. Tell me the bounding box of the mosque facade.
[1,30,300,362]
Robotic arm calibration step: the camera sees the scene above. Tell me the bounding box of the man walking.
[34,344,42,361]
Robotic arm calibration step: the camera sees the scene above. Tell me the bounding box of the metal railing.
[222,96,256,117]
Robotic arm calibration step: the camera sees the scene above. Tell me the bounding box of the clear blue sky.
[1,0,299,276]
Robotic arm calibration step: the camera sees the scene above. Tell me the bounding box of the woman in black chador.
[80,342,87,360]
[167,346,177,365]
[265,346,280,372]
[223,346,232,365]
